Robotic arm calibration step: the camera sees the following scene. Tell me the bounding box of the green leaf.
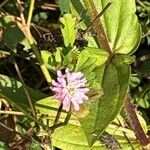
[0,75,46,104]
[134,87,150,109]
[54,48,62,63]
[33,12,48,22]
[52,114,144,150]
[69,1,98,47]
[75,47,109,70]
[92,0,141,54]
[0,17,31,50]
[0,74,48,125]
[75,47,108,87]
[0,17,12,27]
[63,47,79,68]
[78,56,130,146]
[69,0,141,54]
[41,48,62,69]
[35,97,60,118]
[130,74,141,89]
[41,50,53,69]
[4,25,30,51]
[0,141,8,150]
[58,0,71,14]
[52,123,103,150]
[60,13,77,47]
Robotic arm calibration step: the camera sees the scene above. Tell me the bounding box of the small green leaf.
[0,17,31,50]
[60,13,77,47]
[75,47,108,70]
[33,12,48,22]
[130,74,141,89]
[54,48,62,63]
[63,48,78,65]
[134,88,150,109]
[75,47,108,88]
[0,141,8,149]
[0,17,12,27]
[69,0,98,47]
[41,50,53,69]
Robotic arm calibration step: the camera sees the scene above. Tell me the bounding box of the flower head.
[51,68,89,111]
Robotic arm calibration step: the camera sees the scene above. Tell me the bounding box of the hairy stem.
[83,0,112,54]
[123,96,149,146]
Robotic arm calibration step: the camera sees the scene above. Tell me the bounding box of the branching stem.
[16,0,52,85]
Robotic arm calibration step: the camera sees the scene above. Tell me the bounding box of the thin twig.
[117,118,136,150]
[0,110,25,115]
[50,103,63,133]
[12,58,36,117]
[16,0,26,26]
[0,0,9,8]
[0,110,76,120]
[31,23,50,33]
[53,104,63,125]
[84,1,112,35]
[0,122,14,132]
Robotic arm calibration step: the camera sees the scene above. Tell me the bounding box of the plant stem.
[23,0,52,84]
[0,0,9,8]
[12,58,36,117]
[27,0,35,26]
[83,0,112,55]
[50,103,63,133]
[0,110,76,120]
[24,27,52,84]
[16,0,26,26]
[84,2,112,35]
[123,96,149,146]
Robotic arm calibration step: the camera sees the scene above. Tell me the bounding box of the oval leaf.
[93,0,141,54]
[78,58,130,146]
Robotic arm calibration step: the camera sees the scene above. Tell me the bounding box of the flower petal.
[51,68,89,112]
